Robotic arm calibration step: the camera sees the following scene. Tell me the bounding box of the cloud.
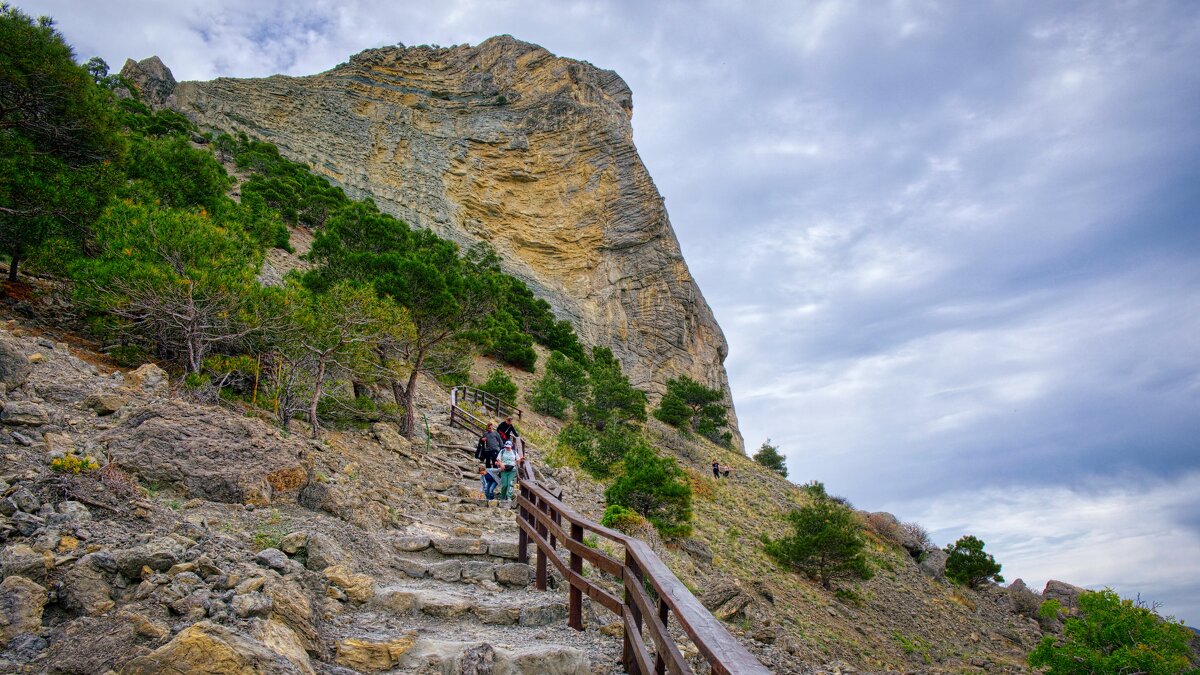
[891,471,1200,625]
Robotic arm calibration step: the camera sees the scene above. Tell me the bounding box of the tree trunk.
[309,358,326,438]
[6,256,18,282]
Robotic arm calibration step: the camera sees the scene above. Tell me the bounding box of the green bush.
[753,439,788,477]
[1029,589,1199,674]
[763,499,873,590]
[944,535,1004,588]
[653,376,730,446]
[604,442,692,538]
[599,504,644,532]
[558,422,643,478]
[478,368,518,404]
[529,351,588,418]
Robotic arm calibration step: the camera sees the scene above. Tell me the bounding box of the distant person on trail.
[478,464,498,501]
[721,464,733,478]
[498,416,519,441]
[712,460,721,479]
[498,440,518,501]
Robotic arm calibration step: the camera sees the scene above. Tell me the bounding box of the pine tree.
[753,439,788,477]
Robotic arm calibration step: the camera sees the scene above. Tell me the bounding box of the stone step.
[389,554,533,588]
[371,579,566,626]
[388,535,520,560]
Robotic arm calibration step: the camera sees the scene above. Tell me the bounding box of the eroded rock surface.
[124,37,742,447]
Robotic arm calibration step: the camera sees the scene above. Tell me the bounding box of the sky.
[24,1,1200,624]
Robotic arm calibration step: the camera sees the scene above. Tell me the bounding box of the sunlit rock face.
[127,35,741,448]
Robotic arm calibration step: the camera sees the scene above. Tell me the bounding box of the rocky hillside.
[120,37,741,449]
[0,301,629,674]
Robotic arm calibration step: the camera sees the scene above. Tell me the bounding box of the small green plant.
[141,480,165,498]
[834,587,863,605]
[183,371,209,389]
[893,632,932,664]
[252,525,286,551]
[583,534,600,549]
[50,455,99,474]
[166,498,183,511]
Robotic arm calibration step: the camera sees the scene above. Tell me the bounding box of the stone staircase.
[318,532,622,673]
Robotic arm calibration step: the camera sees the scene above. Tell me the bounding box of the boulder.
[1043,579,1088,610]
[59,555,114,615]
[84,392,127,416]
[519,602,567,626]
[265,577,319,654]
[371,422,413,458]
[335,633,417,672]
[251,619,315,675]
[324,565,375,603]
[112,537,180,577]
[119,56,178,107]
[509,644,591,675]
[459,643,496,675]
[1,401,48,426]
[101,402,308,505]
[0,336,31,389]
[278,531,308,554]
[918,549,948,580]
[304,533,346,571]
[119,620,306,674]
[0,576,46,647]
[0,544,47,582]
[123,363,169,395]
[255,548,290,572]
[372,587,417,614]
[232,592,274,618]
[495,562,532,587]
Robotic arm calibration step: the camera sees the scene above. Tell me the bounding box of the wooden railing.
[450,385,522,422]
[516,474,770,674]
[447,388,767,673]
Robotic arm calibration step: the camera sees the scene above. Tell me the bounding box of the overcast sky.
[25,0,1200,624]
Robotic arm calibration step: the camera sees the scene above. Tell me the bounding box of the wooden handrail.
[446,388,766,673]
[450,385,522,421]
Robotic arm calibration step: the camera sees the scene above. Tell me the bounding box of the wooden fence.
[448,390,768,674]
[450,385,522,423]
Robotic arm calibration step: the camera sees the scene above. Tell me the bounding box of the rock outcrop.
[122,36,742,448]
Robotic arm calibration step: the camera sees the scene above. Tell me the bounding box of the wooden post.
[569,523,583,630]
[535,495,548,591]
[517,485,529,565]
[655,597,669,674]
[623,551,644,675]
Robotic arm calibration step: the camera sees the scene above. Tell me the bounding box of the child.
[479,464,498,501]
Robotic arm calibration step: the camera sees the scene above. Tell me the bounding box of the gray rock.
[255,548,289,572]
[918,549,948,580]
[679,537,713,564]
[84,392,127,416]
[418,593,472,618]
[3,633,47,663]
[428,560,462,582]
[11,512,43,536]
[1043,579,1088,610]
[510,644,591,674]
[0,576,46,647]
[393,536,431,552]
[7,487,38,514]
[372,587,417,614]
[0,337,31,389]
[459,643,496,675]
[494,563,532,587]
[519,602,568,627]
[100,402,308,505]
[0,544,46,581]
[432,537,488,556]
[113,537,180,577]
[1,401,48,426]
[394,557,431,579]
[59,556,114,615]
[486,540,519,559]
[475,605,520,625]
[304,533,346,571]
[278,531,308,554]
[462,561,495,582]
[231,591,273,618]
[10,431,32,446]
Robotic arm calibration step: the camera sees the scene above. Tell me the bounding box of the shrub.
[1029,589,1198,674]
[604,443,692,539]
[900,521,933,550]
[763,499,873,590]
[558,422,643,478]
[653,376,730,446]
[50,454,99,474]
[599,504,644,533]
[529,350,587,418]
[752,439,787,477]
[944,535,1004,588]
[477,368,518,404]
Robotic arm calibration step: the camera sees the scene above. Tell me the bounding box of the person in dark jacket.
[482,423,503,467]
[497,416,519,441]
[712,460,721,478]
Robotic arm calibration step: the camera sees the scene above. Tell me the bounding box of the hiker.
[482,423,503,467]
[497,440,518,501]
[712,460,720,478]
[478,464,498,501]
[497,416,520,441]
[474,434,487,461]
[721,464,733,478]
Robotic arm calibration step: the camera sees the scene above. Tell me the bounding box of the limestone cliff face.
[125,36,741,448]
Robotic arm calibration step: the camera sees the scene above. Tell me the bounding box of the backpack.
[474,438,486,460]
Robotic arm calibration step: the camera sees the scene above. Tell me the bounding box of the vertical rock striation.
[124,35,741,448]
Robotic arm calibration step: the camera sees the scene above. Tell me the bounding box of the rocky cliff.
[122,36,741,448]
